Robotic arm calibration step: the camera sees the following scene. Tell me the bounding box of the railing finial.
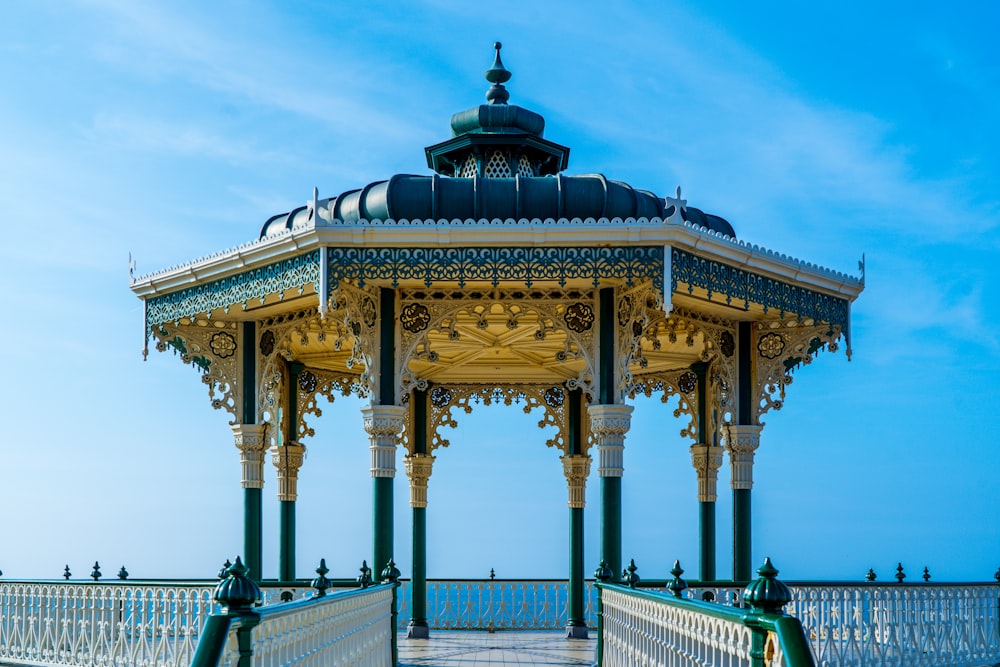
[63,565,71,580]
[623,559,640,589]
[668,560,688,598]
[895,563,906,582]
[218,558,232,579]
[594,560,613,582]
[922,567,931,582]
[91,562,102,581]
[381,558,400,584]
[358,560,373,588]
[312,558,331,597]
[865,567,876,581]
[213,556,261,614]
[117,565,129,581]
[744,557,792,614]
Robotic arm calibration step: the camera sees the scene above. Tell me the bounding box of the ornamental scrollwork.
[422,384,571,453]
[754,319,843,423]
[628,370,700,442]
[152,319,241,421]
[296,368,367,440]
[397,288,598,399]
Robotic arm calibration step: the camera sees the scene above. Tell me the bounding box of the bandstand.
[130,43,864,643]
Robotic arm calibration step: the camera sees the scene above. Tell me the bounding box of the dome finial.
[485,41,511,105]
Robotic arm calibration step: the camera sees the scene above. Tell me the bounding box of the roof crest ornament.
[665,186,686,224]
[484,42,511,105]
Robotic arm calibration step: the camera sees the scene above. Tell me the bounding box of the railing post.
[594,560,613,667]
[191,556,261,667]
[744,557,797,667]
[382,559,401,667]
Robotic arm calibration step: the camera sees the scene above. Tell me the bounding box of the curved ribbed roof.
[259,44,736,241]
[259,174,735,238]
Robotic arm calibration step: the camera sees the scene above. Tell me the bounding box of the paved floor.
[398,631,596,666]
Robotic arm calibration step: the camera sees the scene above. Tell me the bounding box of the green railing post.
[593,560,613,667]
[192,556,262,667]
[744,557,815,667]
[382,559,401,667]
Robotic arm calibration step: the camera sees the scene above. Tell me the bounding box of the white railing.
[600,585,756,667]
[0,580,315,667]
[679,581,1000,667]
[216,584,394,667]
[785,583,1000,667]
[396,579,598,630]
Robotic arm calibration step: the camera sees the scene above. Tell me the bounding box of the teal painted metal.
[378,288,396,405]
[279,500,295,582]
[601,477,622,583]
[244,488,262,582]
[733,488,752,581]
[672,248,850,336]
[144,250,320,330]
[734,321,754,582]
[568,508,586,634]
[598,289,615,405]
[593,561,613,667]
[241,322,256,424]
[286,362,304,444]
[373,477,393,580]
[410,508,428,634]
[699,501,716,581]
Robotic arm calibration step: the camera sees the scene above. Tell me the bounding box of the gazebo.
[129,43,863,640]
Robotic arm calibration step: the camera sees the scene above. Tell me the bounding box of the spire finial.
[485,41,511,105]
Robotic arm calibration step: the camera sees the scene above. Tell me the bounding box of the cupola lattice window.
[484,151,512,178]
[459,155,479,178]
[517,155,535,177]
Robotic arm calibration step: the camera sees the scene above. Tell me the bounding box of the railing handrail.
[598,582,817,667]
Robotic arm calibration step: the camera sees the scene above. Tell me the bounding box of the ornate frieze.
[362,405,406,478]
[671,248,850,336]
[271,441,306,501]
[145,250,321,329]
[232,423,268,489]
[689,442,725,502]
[560,454,592,508]
[588,404,634,477]
[325,246,665,291]
[724,424,763,490]
[422,384,569,452]
[296,368,367,440]
[152,320,242,421]
[404,453,435,508]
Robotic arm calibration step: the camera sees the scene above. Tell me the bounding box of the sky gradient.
[1,1,997,583]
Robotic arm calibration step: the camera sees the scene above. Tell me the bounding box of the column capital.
[271,441,306,501]
[560,454,591,508]
[588,404,633,477]
[724,424,763,490]
[690,442,725,502]
[404,453,435,508]
[232,423,268,489]
[363,404,405,478]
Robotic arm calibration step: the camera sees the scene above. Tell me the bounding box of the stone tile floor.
[398,631,596,666]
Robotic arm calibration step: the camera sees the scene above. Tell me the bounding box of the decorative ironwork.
[260,330,275,357]
[757,332,785,359]
[719,330,735,357]
[209,331,237,358]
[423,384,569,452]
[677,371,697,394]
[430,386,453,408]
[298,370,317,393]
[327,246,664,291]
[401,303,431,332]
[617,294,633,327]
[672,247,850,333]
[563,302,594,333]
[145,249,320,328]
[153,320,242,419]
[361,295,377,328]
[544,386,565,408]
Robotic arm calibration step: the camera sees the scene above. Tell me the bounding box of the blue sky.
[1,1,997,584]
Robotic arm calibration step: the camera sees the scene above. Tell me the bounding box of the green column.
[238,322,264,581]
[277,362,305,583]
[699,501,716,581]
[371,287,399,577]
[373,477,393,575]
[408,388,430,639]
[595,288,624,582]
[601,478,622,581]
[733,321,755,582]
[244,488,262,581]
[733,488,752,581]
[279,500,296,582]
[565,388,588,638]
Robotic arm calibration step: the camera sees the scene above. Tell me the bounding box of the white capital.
[588,404,633,477]
[232,423,268,489]
[362,404,405,478]
[404,453,435,508]
[724,424,763,490]
[561,454,592,508]
[271,441,306,501]
[690,442,725,502]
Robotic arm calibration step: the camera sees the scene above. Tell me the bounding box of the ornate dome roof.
[259,43,735,239]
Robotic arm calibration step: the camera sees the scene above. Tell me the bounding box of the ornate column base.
[566,624,589,639]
